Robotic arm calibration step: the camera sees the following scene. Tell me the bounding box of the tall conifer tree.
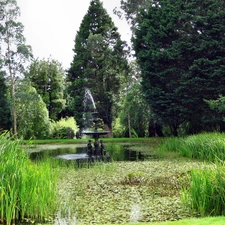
[67,0,128,130]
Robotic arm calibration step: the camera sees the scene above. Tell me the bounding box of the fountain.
[82,88,111,160]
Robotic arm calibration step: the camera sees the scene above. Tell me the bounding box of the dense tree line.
[132,0,225,135]
[2,0,225,138]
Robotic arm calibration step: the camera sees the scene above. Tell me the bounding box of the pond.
[28,142,156,162]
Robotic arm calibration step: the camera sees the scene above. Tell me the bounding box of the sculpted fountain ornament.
[82,88,111,160]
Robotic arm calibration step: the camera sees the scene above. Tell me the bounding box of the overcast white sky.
[16,0,131,69]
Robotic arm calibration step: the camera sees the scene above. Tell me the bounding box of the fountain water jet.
[82,88,111,159]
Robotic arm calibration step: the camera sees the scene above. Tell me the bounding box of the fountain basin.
[82,130,110,136]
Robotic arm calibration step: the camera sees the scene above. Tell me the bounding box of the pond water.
[28,143,150,162]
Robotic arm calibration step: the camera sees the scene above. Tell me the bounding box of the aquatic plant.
[158,132,225,162]
[0,134,58,225]
[182,162,225,216]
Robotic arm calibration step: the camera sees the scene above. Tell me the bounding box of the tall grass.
[0,134,58,225]
[158,133,225,216]
[158,132,225,162]
[182,162,225,216]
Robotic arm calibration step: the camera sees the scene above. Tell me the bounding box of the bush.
[112,118,125,138]
[52,126,74,139]
[51,117,78,139]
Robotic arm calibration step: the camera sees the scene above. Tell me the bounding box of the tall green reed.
[158,132,225,162]
[182,162,225,216]
[0,134,58,225]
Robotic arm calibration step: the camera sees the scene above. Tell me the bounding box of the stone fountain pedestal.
[82,112,111,161]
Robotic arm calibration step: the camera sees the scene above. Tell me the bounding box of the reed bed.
[158,132,225,217]
[0,134,58,225]
[159,132,225,162]
[182,162,225,216]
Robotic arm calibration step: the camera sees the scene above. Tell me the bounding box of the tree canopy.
[0,0,33,136]
[0,70,12,131]
[67,0,129,130]
[26,58,66,121]
[133,0,225,135]
[16,79,51,139]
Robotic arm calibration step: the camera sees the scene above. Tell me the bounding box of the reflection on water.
[28,143,146,162]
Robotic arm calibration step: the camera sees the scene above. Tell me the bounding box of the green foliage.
[26,58,66,121]
[158,132,225,162]
[115,0,151,32]
[205,95,225,113]
[16,80,52,139]
[0,0,33,136]
[51,126,73,139]
[112,117,125,137]
[0,133,58,225]
[133,0,225,135]
[119,82,150,137]
[0,71,11,130]
[51,117,78,139]
[182,163,225,217]
[67,0,129,129]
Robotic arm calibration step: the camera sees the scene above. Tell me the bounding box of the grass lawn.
[136,216,225,225]
[23,137,161,145]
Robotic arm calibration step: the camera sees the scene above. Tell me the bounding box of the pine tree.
[67,0,128,130]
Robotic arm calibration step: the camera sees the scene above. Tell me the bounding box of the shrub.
[51,117,78,139]
[52,126,74,139]
[112,118,125,138]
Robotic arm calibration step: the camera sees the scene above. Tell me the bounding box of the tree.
[0,0,32,137]
[133,0,225,135]
[205,96,225,132]
[0,69,12,131]
[119,82,150,137]
[67,0,129,130]
[115,0,151,31]
[26,58,66,121]
[15,79,51,139]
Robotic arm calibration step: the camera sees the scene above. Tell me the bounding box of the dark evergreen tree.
[133,0,225,135]
[0,70,12,131]
[115,0,151,31]
[67,0,128,130]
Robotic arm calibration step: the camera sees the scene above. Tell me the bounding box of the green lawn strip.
[44,216,225,225]
[22,137,161,145]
